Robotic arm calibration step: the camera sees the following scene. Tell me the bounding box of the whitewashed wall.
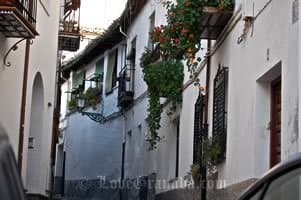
[125,0,300,192]
[0,0,60,196]
[180,0,299,187]
[0,36,26,155]
[21,0,60,196]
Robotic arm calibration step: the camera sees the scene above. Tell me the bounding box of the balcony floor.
[59,31,81,52]
[0,7,38,38]
[200,6,234,40]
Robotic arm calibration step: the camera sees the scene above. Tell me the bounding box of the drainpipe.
[201,39,212,200]
[49,52,63,199]
[18,39,31,173]
[299,1,301,153]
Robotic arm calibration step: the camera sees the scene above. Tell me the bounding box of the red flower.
[155,27,161,33]
[159,37,164,43]
[174,38,180,44]
[181,28,188,33]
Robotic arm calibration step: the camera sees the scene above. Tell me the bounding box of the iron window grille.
[212,65,228,162]
[193,92,206,164]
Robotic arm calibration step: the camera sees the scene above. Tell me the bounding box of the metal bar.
[3,38,26,67]
[18,39,31,172]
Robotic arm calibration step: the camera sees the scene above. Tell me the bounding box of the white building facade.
[0,0,61,199]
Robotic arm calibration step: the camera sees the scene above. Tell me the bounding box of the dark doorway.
[270,78,281,168]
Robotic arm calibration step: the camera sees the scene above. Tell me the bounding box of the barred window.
[212,66,228,161]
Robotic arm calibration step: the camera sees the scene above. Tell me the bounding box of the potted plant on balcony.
[67,99,77,111]
[63,20,78,33]
[150,0,234,78]
[84,87,102,110]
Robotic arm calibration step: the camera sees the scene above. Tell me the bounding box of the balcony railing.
[118,64,134,108]
[200,0,235,40]
[59,0,81,51]
[0,0,38,38]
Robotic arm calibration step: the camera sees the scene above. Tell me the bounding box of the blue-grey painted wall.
[64,111,123,198]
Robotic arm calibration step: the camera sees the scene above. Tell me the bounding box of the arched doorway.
[26,73,45,193]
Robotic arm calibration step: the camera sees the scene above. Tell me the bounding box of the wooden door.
[270,78,281,168]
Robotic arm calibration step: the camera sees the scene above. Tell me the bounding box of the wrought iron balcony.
[59,0,81,51]
[118,64,134,108]
[0,0,38,38]
[200,0,235,40]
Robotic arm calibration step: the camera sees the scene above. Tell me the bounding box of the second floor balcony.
[200,0,235,40]
[0,0,38,38]
[118,64,134,109]
[59,0,81,52]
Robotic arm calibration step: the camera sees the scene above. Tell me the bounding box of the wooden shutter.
[95,59,104,88]
[95,59,104,76]
[212,66,228,161]
[112,49,118,88]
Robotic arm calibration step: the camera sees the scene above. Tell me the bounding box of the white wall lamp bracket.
[237,16,255,44]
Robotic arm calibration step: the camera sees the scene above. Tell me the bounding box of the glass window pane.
[264,168,301,200]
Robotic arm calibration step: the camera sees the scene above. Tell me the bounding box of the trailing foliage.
[142,0,234,149]
[142,59,184,149]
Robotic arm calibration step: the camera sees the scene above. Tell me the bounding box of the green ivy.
[142,58,184,149]
[142,0,234,149]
